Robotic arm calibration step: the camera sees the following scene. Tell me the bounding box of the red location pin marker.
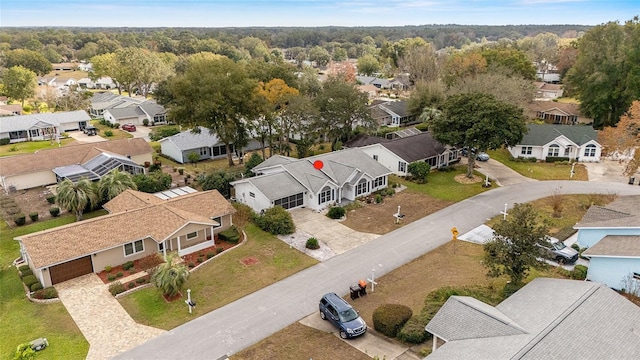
[313,160,323,170]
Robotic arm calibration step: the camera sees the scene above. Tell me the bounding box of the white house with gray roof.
[231,148,392,213]
[425,278,640,359]
[159,127,262,164]
[0,110,91,143]
[89,92,167,126]
[508,124,601,162]
[574,195,640,291]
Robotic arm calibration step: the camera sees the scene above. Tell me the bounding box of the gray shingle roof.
[243,172,308,200]
[426,296,526,341]
[252,155,296,172]
[425,278,640,360]
[105,107,146,119]
[0,110,91,133]
[379,100,409,117]
[575,196,640,228]
[159,127,222,151]
[520,124,598,146]
[582,235,640,257]
[139,101,166,117]
[381,131,446,163]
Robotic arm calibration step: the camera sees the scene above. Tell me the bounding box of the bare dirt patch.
[240,256,260,266]
[454,174,483,184]
[340,190,453,235]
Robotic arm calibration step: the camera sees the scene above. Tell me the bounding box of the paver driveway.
[55,274,165,360]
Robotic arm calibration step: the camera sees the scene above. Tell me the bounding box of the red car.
[122,123,137,132]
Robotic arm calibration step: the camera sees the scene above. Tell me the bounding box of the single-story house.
[159,127,262,164]
[0,110,92,143]
[16,189,236,287]
[0,104,23,116]
[345,131,459,176]
[368,100,416,127]
[90,92,167,126]
[231,148,392,213]
[525,101,593,125]
[0,138,152,191]
[425,278,640,359]
[508,124,601,162]
[534,82,563,100]
[574,195,640,290]
[356,76,391,89]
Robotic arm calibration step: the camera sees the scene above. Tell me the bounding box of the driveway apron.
[289,208,380,254]
[472,158,536,186]
[55,274,165,360]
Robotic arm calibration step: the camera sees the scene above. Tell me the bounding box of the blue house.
[574,195,640,291]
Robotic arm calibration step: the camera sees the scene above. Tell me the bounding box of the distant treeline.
[0,24,591,52]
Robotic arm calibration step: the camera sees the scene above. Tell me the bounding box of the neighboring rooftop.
[574,195,640,228]
[520,124,598,146]
[582,235,640,257]
[158,127,222,150]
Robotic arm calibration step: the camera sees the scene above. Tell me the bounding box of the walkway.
[115,181,640,360]
[55,274,165,360]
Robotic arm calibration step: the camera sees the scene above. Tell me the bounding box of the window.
[124,239,144,256]
[211,216,222,229]
[249,192,255,198]
[199,147,207,156]
[318,186,333,205]
[521,146,532,155]
[274,193,303,209]
[186,231,198,240]
[29,129,40,138]
[355,179,368,196]
[398,161,407,173]
[373,176,385,188]
[373,155,378,161]
[633,272,640,280]
[547,144,559,157]
[584,144,597,157]
[564,145,572,156]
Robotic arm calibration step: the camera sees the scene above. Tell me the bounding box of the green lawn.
[487,148,588,181]
[91,120,134,141]
[0,210,108,360]
[118,224,319,330]
[0,138,76,157]
[392,165,491,202]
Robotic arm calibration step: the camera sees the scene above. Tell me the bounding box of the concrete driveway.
[67,130,105,143]
[55,274,165,360]
[289,208,380,255]
[468,158,537,186]
[299,312,420,360]
[583,159,632,183]
[128,126,152,142]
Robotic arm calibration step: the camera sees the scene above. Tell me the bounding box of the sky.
[0,0,638,27]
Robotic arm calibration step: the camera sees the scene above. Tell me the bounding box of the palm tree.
[98,169,137,201]
[56,178,98,221]
[151,252,190,298]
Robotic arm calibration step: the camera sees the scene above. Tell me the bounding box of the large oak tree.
[430,93,527,178]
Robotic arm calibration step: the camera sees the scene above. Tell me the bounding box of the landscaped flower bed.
[180,240,238,269]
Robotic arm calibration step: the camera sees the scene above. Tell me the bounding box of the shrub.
[398,317,429,343]
[49,207,60,217]
[33,287,57,299]
[18,264,30,272]
[109,281,126,296]
[375,194,383,204]
[306,237,320,250]
[188,262,195,268]
[219,226,241,244]
[13,343,35,360]
[13,213,26,226]
[107,274,116,281]
[122,261,134,271]
[570,265,588,280]
[104,265,112,272]
[206,252,215,259]
[216,248,224,254]
[545,156,570,163]
[116,272,123,278]
[327,206,346,219]
[0,138,10,145]
[136,277,147,284]
[372,304,413,338]
[128,282,136,289]
[104,130,113,137]
[255,206,295,235]
[20,269,33,278]
[408,162,431,183]
[22,275,38,288]
[571,243,580,252]
[46,194,56,204]
[30,282,43,292]
[178,168,184,175]
[138,253,164,276]
[142,118,149,126]
[28,212,38,222]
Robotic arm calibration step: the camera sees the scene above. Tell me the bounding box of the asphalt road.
[115,181,640,360]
